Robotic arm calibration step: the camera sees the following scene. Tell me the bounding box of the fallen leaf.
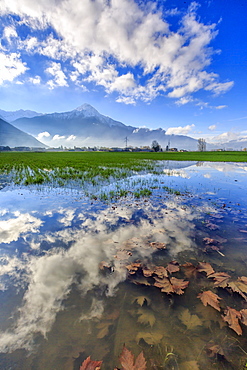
[153,266,168,278]
[131,276,151,286]
[96,322,112,339]
[222,307,242,335]
[80,356,102,370]
[119,345,146,370]
[149,242,166,249]
[206,222,219,230]
[136,331,163,345]
[126,263,141,274]
[240,309,247,325]
[170,277,189,295]
[179,308,202,330]
[206,343,225,358]
[197,262,215,276]
[209,272,231,288]
[132,296,151,307]
[166,261,180,274]
[182,263,199,278]
[137,308,156,327]
[197,291,221,312]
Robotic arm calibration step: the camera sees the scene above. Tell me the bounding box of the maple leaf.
[197,262,215,276]
[96,322,112,339]
[153,266,168,278]
[149,242,166,250]
[80,356,102,370]
[197,291,221,312]
[209,272,231,288]
[132,296,151,307]
[137,308,156,327]
[142,266,154,277]
[206,343,225,358]
[221,307,242,335]
[136,331,163,345]
[126,263,141,274]
[228,276,247,301]
[182,262,199,278]
[179,308,202,330]
[170,277,189,295]
[166,261,180,274]
[240,309,247,326]
[119,345,146,370]
[154,276,189,295]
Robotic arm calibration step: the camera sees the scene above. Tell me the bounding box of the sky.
[0,0,246,144]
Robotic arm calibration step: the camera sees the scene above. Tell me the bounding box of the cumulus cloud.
[166,124,195,135]
[208,124,216,131]
[0,0,234,103]
[28,75,41,84]
[52,134,66,140]
[0,52,28,84]
[45,62,68,89]
[37,131,50,140]
[66,135,76,141]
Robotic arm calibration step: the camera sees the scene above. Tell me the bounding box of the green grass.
[0,151,246,186]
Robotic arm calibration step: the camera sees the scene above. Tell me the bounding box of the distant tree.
[198,138,206,152]
[152,140,161,152]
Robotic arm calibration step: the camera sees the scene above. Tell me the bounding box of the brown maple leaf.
[182,262,199,278]
[209,272,231,288]
[166,261,180,274]
[153,266,168,278]
[149,242,167,250]
[80,356,102,370]
[240,309,247,326]
[170,277,189,295]
[154,276,189,295]
[221,307,242,335]
[197,262,215,276]
[206,343,225,358]
[119,345,146,370]
[126,263,141,274]
[197,290,221,311]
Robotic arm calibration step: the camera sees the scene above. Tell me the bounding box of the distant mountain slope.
[12,103,198,149]
[0,118,46,148]
[0,109,42,122]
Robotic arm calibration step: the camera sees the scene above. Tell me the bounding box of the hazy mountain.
[0,118,46,148]
[0,109,43,122]
[11,103,199,149]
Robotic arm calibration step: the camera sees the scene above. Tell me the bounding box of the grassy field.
[0,151,246,186]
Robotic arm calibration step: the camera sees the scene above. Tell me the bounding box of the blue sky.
[0,0,246,144]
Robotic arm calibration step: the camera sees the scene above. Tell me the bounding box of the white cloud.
[37,131,50,140]
[215,105,227,109]
[45,62,68,89]
[0,0,234,103]
[0,52,28,84]
[29,75,41,84]
[166,124,195,135]
[66,135,76,141]
[208,124,216,131]
[52,134,66,140]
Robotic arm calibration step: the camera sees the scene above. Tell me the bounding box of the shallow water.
[0,161,247,369]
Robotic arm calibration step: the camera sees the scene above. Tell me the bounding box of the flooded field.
[0,160,247,369]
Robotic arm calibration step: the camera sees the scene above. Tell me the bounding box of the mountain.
[0,118,46,148]
[0,109,43,122]
[12,103,198,149]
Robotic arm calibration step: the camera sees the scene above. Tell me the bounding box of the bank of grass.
[0,151,246,186]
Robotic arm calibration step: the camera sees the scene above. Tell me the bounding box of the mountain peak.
[74,103,100,116]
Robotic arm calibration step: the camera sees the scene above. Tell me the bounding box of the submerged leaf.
[96,322,112,339]
[132,296,151,307]
[179,308,202,330]
[180,361,200,370]
[136,331,163,345]
[206,343,225,358]
[137,308,156,327]
[119,345,147,370]
[222,307,242,335]
[197,291,221,312]
[80,356,102,370]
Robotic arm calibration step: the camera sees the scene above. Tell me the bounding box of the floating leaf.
[137,308,156,327]
[209,272,231,288]
[119,345,146,370]
[154,276,189,295]
[132,296,151,307]
[221,307,242,335]
[80,356,102,370]
[149,242,166,249]
[153,266,168,278]
[182,262,199,278]
[179,308,202,330]
[136,331,163,345]
[197,291,221,311]
[197,262,215,276]
[126,263,141,274]
[240,309,247,326]
[131,276,151,286]
[170,277,189,295]
[228,276,247,301]
[166,261,180,274]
